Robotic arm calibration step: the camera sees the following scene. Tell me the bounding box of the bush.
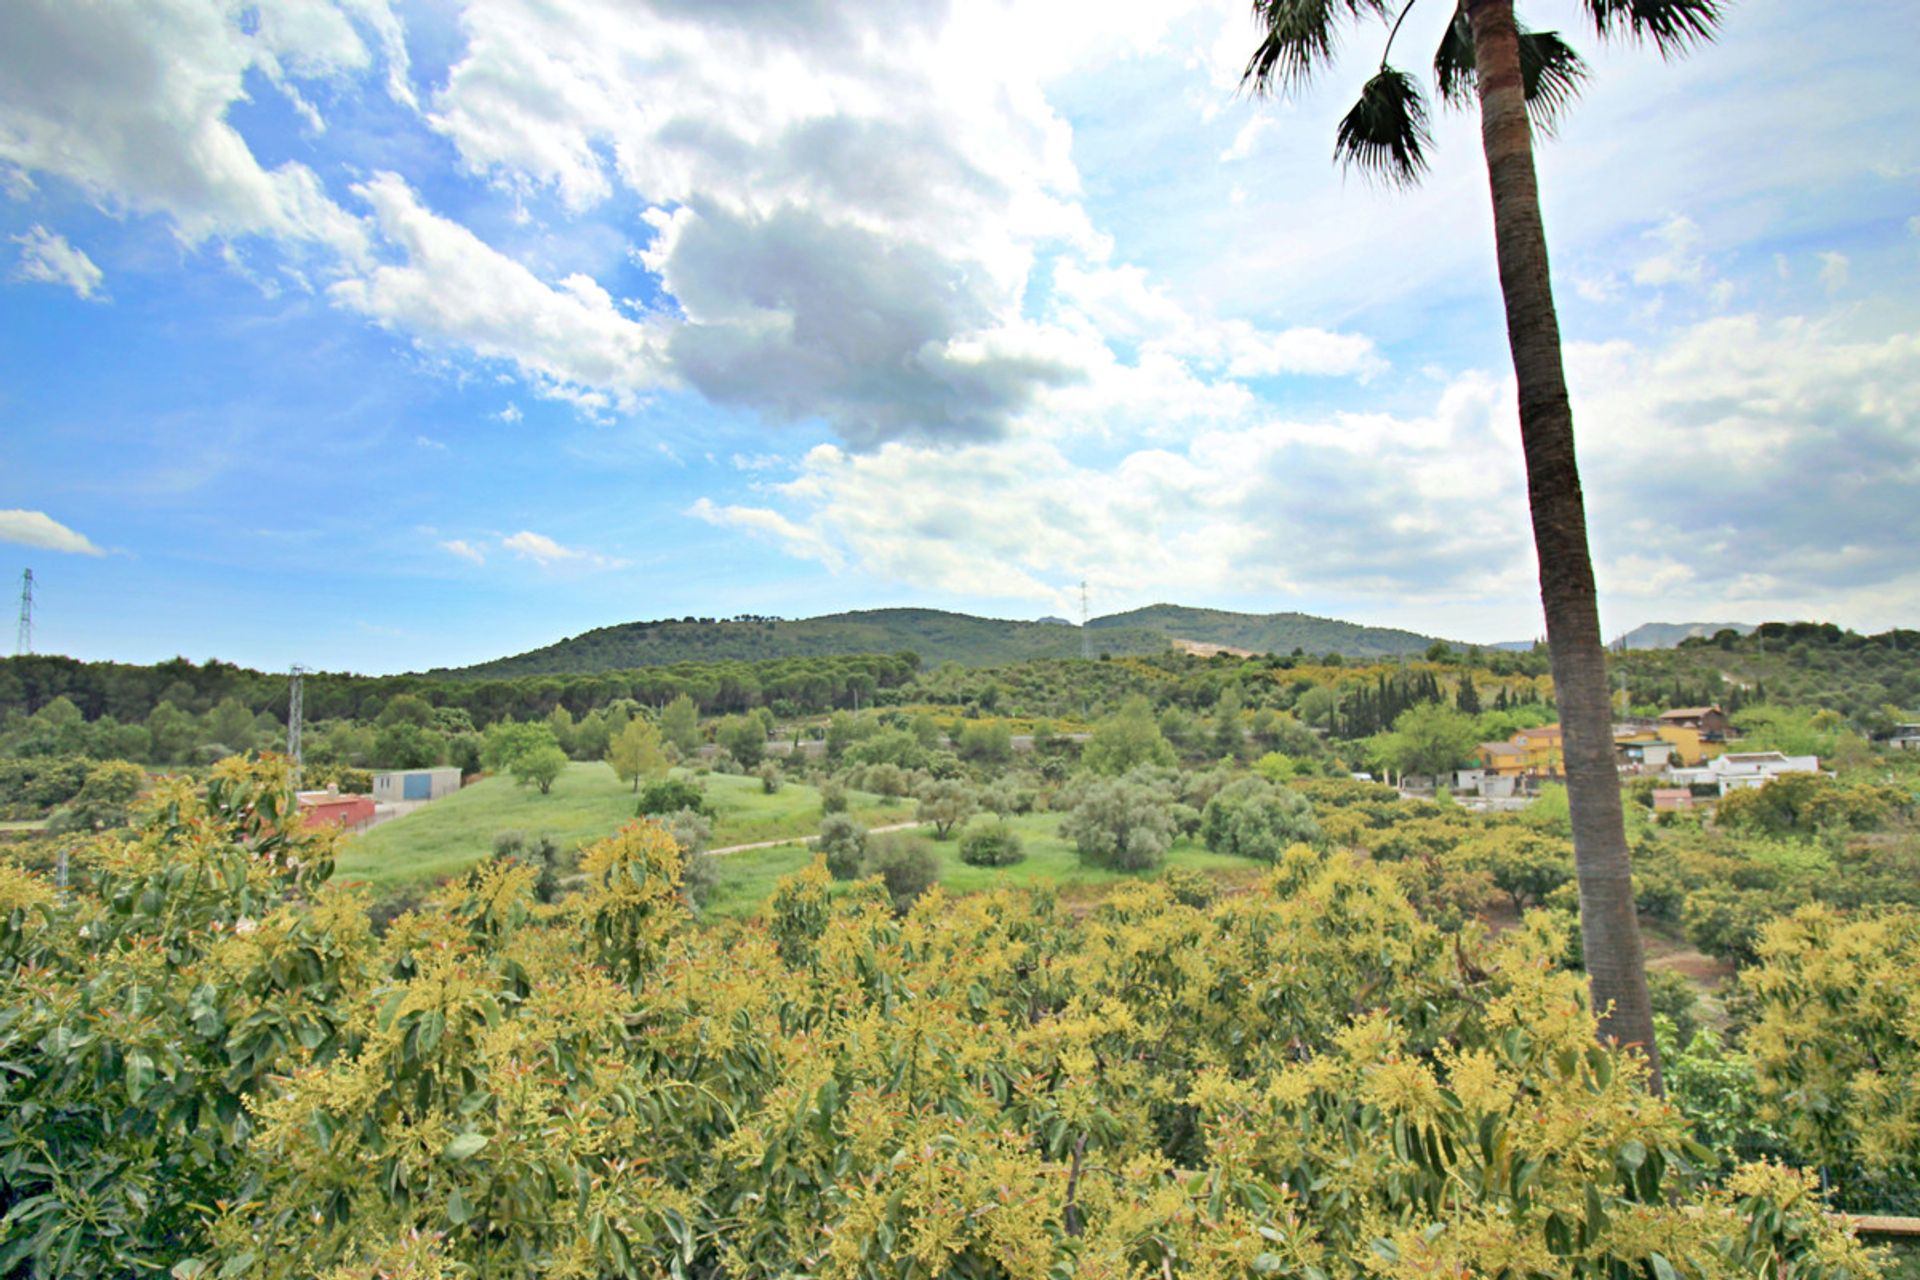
[855,761,913,798]
[1159,865,1217,909]
[488,830,560,902]
[819,777,849,813]
[957,816,1025,867]
[756,760,783,794]
[661,807,713,857]
[1198,777,1321,861]
[637,777,711,819]
[864,834,939,913]
[1646,968,1701,1046]
[1063,778,1176,872]
[47,760,147,834]
[815,813,869,880]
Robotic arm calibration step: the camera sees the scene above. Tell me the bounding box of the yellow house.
[1654,707,1730,766]
[1476,724,1564,778]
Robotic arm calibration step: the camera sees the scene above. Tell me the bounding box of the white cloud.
[1219,114,1277,162]
[439,538,485,563]
[689,497,845,569]
[1817,251,1849,294]
[683,308,1920,630]
[0,509,105,555]
[0,0,383,260]
[330,173,668,413]
[690,369,1524,613]
[1632,214,1707,288]
[494,403,523,423]
[415,435,449,451]
[11,225,103,298]
[500,529,629,569]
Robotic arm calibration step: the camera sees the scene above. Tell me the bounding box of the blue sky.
[2,0,1916,673]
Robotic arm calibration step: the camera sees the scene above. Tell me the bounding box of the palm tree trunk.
[1464,0,1662,1092]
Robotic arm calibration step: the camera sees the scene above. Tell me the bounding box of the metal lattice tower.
[14,569,31,656]
[287,664,309,782]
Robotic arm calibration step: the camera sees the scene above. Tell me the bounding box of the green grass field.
[334,763,910,890]
[335,763,1266,918]
[700,810,1257,917]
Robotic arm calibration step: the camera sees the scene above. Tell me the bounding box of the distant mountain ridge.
[433,604,1455,677]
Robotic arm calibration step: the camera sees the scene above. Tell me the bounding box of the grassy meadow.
[334,762,1260,917]
[700,810,1259,918]
[333,763,911,889]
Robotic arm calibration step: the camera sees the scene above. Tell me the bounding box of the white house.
[1890,723,1920,751]
[1668,751,1821,795]
[372,766,463,803]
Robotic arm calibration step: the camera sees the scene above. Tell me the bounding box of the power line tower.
[287,664,309,784]
[1079,580,1091,660]
[14,569,31,656]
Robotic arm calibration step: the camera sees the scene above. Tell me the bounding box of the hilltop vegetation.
[436,604,1454,677]
[1090,603,1444,657]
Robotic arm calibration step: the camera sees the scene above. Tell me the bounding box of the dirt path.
[704,820,924,858]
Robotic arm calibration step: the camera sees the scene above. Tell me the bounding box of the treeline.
[0,651,920,727]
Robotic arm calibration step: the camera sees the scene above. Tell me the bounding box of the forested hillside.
[1090,604,1445,657]
[438,604,1454,676]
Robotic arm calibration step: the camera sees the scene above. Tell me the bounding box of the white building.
[1890,724,1920,751]
[1668,751,1821,795]
[372,766,463,803]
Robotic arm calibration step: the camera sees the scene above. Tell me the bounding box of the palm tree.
[1243,0,1723,1093]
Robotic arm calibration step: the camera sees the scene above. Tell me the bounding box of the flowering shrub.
[0,760,1883,1278]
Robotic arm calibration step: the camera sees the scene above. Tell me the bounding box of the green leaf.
[447,1183,471,1225]
[443,1132,489,1160]
[1649,1254,1679,1280]
[1617,1139,1646,1170]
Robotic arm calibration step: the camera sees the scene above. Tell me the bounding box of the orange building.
[298,787,376,831]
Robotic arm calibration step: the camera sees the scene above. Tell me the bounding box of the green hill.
[1090,604,1445,658]
[438,604,1450,677]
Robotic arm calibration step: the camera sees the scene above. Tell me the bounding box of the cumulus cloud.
[438,538,485,563]
[1568,314,1920,614]
[0,0,1384,445]
[0,0,395,259]
[0,510,105,555]
[685,310,1920,627]
[10,225,103,298]
[330,173,668,413]
[501,529,629,569]
[689,369,1525,613]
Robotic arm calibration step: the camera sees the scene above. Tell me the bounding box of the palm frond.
[1243,0,1395,96]
[1517,31,1588,132]
[1583,0,1722,58]
[1431,18,1588,133]
[1433,9,1475,106]
[1334,67,1432,186]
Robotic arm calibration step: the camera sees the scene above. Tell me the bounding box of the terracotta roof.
[1659,706,1723,720]
[1480,742,1524,756]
